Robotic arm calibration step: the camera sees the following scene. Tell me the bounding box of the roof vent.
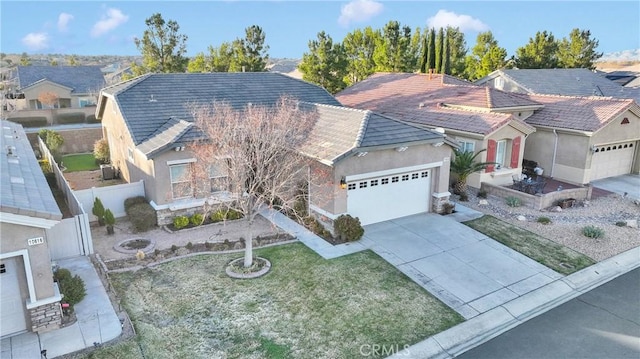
[434,127,445,134]
[418,103,425,109]
[149,94,157,102]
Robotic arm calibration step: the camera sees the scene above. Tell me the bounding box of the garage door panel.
[0,258,28,337]
[591,142,635,181]
[347,170,430,225]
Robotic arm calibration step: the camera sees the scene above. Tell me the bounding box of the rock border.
[225,257,271,279]
[113,238,155,254]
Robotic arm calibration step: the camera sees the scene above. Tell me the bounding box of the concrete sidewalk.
[1,256,122,359]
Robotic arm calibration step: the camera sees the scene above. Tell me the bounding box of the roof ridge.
[529,92,633,102]
[104,73,151,94]
[485,87,492,108]
[354,110,370,148]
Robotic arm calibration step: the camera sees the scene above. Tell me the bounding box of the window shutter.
[510,136,521,169]
[486,139,497,173]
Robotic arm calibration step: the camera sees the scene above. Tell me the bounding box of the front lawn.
[61,153,99,172]
[89,243,463,359]
[464,215,596,275]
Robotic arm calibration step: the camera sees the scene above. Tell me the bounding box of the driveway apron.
[363,212,562,319]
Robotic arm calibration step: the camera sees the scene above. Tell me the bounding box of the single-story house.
[0,120,64,337]
[519,94,640,184]
[96,73,455,227]
[335,72,538,188]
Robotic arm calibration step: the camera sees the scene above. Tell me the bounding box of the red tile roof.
[523,94,637,132]
[336,73,537,135]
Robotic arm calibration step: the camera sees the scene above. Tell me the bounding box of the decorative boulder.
[626,219,638,228]
[478,199,489,206]
[517,215,527,221]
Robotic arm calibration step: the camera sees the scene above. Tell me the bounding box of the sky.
[1,1,639,60]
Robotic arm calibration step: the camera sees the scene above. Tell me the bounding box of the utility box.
[100,164,115,180]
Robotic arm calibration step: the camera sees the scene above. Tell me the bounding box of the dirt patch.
[64,169,125,190]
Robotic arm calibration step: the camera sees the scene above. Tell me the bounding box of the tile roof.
[17,65,106,94]
[0,120,62,221]
[299,103,444,164]
[522,94,637,132]
[336,72,537,135]
[482,68,640,101]
[100,73,342,147]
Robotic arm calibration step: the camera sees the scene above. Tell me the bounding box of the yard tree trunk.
[244,211,254,268]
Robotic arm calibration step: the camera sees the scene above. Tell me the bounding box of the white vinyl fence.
[74,181,145,221]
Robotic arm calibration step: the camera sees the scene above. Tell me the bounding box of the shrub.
[190,213,204,226]
[92,197,105,226]
[226,209,244,220]
[55,113,85,124]
[615,221,627,227]
[506,196,522,207]
[477,189,488,198]
[104,209,115,227]
[537,216,552,225]
[93,138,110,164]
[10,117,48,127]
[39,159,51,173]
[124,196,148,214]
[303,216,325,235]
[186,242,193,250]
[442,202,456,214]
[459,192,469,202]
[334,214,364,242]
[210,210,225,223]
[173,215,189,229]
[54,268,86,308]
[210,208,244,222]
[126,200,157,233]
[171,244,178,252]
[582,225,604,239]
[39,129,64,153]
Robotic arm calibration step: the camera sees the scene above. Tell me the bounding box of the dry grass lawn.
[82,243,463,359]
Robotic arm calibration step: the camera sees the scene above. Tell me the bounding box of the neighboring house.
[96,73,454,227]
[519,94,640,184]
[598,70,640,87]
[0,120,64,337]
[335,73,538,188]
[5,66,106,125]
[475,68,640,102]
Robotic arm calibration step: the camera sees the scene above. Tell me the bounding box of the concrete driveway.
[591,174,640,200]
[362,210,562,319]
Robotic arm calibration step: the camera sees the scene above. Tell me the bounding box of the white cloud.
[91,8,129,37]
[426,10,489,32]
[58,13,74,32]
[338,0,383,27]
[22,32,49,51]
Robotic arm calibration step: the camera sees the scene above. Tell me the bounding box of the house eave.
[531,125,594,136]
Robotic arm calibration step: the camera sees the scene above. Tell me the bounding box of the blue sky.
[1,1,638,60]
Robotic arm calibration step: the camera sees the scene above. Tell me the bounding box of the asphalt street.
[458,268,640,359]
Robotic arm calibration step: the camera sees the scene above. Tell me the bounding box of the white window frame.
[496,140,507,168]
[169,163,193,199]
[209,160,229,193]
[458,140,475,153]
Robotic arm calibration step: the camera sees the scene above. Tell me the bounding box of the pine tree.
[435,28,444,73]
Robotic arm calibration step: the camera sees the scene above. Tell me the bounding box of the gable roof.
[336,72,537,135]
[299,103,446,165]
[17,65,106,94]
[477,68,640,101]
[0,120,62,221]
[522,94,639,132]
[98,72,342,148]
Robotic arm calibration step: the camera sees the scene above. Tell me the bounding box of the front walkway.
[1,256,121,359]
[263,205,561,319]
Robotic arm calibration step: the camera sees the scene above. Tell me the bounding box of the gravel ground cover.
[78,243,463,359]
[454,192,640,261]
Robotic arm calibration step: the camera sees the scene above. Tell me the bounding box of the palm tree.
[450,148,496,195]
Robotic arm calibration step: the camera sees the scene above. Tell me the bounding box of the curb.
[388,246,640,359]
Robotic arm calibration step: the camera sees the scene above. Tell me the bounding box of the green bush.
[124,196,148,214]
[173,216,189,229]
[477,189,488,198]
[582,225,604,239]
[506,196,522,207]
[127,201,157,233]
[186,242,193,250]
[190,213,204,226]
[92,197,105,226]
[55,112,85,124]
[537,216,552,225]
[54,268,86,307]
[93,138,110,164]
[615,221,627,227]
[459,192,469,202]
[210,210,225,223]
[334,214,364,242]
[104,208,115,226]
[39,129,64,153]
[39,159,52,173]
[10,117,48,127]
[210,208,244,222]
[226,209,243,220]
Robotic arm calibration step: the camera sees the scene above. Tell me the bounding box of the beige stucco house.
[96,73,455,227]
[0,120,64,337]
[336,73,538,189]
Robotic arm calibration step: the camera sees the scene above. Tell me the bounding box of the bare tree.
[38,91,59,109]
[189,98,323,267]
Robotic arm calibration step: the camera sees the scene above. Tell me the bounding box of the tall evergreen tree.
[464,31,507,80]
[435,27,444,73]
[133,13,188,75]
[373,21,414,72]
[233,25,270,72]
[442,32,451,75]
[419,31,428,73]
[445,27,468,77]
[298,31,347,94]
[208,43,233,72]
[343,27,378,85]
[187,52,210,73]
[514,31,558,69]
[557,28,602,69]
[427,28,436,72]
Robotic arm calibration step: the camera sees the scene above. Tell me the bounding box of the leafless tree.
[189,97,326,267]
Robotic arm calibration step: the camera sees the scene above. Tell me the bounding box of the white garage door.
[591,142,636,181]
[0,257,28,337]
[347,169,431,225]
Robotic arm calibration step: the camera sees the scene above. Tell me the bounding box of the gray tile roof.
[17,65,106,94]
[480,68,639,101]
[299,103,444,164]
[0,120,62,221]
[101,73,342,148]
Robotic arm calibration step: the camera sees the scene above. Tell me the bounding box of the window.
[371,179,379,186]
[391,176,399,183]
[458,140,475,153]
[401,174,409,181]
[411,173,419,180]
[421,171,428,178]
[348,183,356,190]
[494,77,504,89]
[170,164,193,199]
[381,178,389,185]
[359,181,368,189]
[209,161,229,193]
[496,140,507,168]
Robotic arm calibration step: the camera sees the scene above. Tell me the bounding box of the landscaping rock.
[626,219,638,228]
[517,215,527,221]
[478,199,489,205]
[233,241,244,250]
[552,206,563,212]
